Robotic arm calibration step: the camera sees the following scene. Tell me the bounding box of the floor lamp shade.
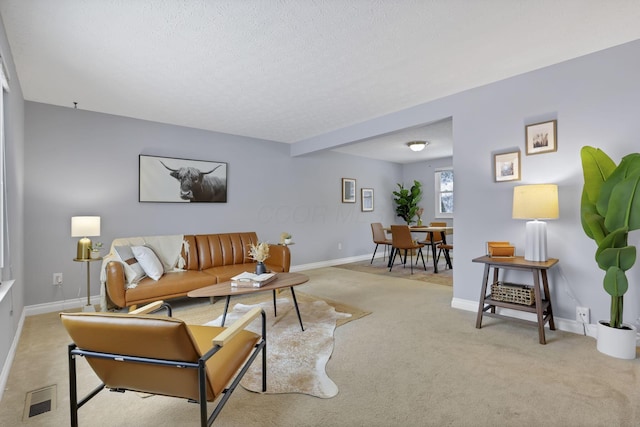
[71,216,100,260]
[512,185,558,261]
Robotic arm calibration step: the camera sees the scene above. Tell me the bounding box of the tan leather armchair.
[61,301,266,427]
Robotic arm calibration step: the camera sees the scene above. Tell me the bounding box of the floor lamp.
[512,184,559,262]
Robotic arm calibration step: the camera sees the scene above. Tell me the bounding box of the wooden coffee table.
[188,272,309,331]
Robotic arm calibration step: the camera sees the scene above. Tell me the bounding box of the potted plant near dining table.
[581,146,640,359]
[392,180,422,225]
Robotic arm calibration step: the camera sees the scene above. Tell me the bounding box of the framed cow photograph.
[139,154,227,203]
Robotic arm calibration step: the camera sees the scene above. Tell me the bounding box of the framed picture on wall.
[494,151,521,182]
[342,178,356,203]
[525,120,557,155]
[361,188,374,211]
[139,154,227,203]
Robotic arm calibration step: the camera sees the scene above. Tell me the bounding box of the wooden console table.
[472,255,558,344]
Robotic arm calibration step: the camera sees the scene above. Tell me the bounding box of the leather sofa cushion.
[126,271,216,305]
[193,232,258,270]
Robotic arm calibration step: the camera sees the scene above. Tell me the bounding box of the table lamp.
[512,184,558,262]
[71,216,100,260]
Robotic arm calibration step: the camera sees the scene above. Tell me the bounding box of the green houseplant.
[393,180,422,224]
[581,146,640,358]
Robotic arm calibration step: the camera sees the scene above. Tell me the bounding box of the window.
[435,168,453,218]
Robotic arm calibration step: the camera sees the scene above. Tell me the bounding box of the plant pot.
[596,321,637,359]
[90,251,101,259]
[255,261,267,275]
[284,238,292,245]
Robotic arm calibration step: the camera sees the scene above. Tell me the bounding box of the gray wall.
[323,39,640,326]
[23,103,402,306]
[0,14,25,388]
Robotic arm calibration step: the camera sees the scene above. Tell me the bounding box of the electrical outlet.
[53,273,63,286]
[576,306,590,324]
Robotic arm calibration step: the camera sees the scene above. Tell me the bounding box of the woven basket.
[491,282,535,305]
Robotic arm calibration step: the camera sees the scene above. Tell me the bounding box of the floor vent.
[23,384,57,420]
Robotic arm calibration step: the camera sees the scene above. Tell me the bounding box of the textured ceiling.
[2,1,640,163]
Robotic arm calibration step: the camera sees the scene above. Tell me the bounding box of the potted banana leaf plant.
[580,146,640,359]
[393,180,422,225]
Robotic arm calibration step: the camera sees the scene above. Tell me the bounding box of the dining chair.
[370,223,393,264]
[418,221,446,263]
[389,225,426,274]
[436,243,453,269]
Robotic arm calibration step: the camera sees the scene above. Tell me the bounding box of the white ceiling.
[2,1,640,163]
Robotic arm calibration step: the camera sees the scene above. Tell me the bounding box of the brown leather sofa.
[104,232,290,309]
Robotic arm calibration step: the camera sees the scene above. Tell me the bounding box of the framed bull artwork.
[139,154,227,203]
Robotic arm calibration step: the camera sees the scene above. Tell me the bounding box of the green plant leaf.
[580,146,616,208]
[603,266,628,297]
[604,174,640,232]
[581,190,607,243]
[596,246,636,272]
[594,227,634,273]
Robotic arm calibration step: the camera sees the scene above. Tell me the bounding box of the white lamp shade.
[71,216,101,237]
[512,184,559,220]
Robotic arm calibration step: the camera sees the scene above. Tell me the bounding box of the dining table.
[385,225,453,273]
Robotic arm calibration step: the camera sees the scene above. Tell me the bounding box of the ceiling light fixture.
[407,141,428,152]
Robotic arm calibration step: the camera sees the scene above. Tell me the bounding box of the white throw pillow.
[131,245,164,281]
[114,245,147,284]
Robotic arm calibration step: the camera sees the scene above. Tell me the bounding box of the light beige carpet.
[170,290,370,328]
[205,298,351,398]
[4,267,640,427]
[334,257,453,286]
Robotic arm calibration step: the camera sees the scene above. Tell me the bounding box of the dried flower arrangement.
[248,242,270,262]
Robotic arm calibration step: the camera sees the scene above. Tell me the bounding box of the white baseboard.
[290,254,372,272]
[23,295,101,317]
[451,297,597,338]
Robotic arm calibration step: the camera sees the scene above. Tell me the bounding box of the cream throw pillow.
[131,245,164,281]
[114,245,146,284]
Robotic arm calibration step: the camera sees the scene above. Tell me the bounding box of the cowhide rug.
[205,297,351,398]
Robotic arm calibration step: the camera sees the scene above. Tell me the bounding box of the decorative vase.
[596,321,637,359]
[417,218,423,226]
[255,261,267,275]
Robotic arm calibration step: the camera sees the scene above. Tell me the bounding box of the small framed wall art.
[139,154,227,203]
[361,188,374,211]
[494,151,521,182]
[342,178,356,203]
[525,120,557,155]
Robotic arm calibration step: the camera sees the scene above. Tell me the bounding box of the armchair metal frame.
[63,302,266,427]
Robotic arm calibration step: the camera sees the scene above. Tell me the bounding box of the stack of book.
[486,241,515,258]
[231,272,277,288]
